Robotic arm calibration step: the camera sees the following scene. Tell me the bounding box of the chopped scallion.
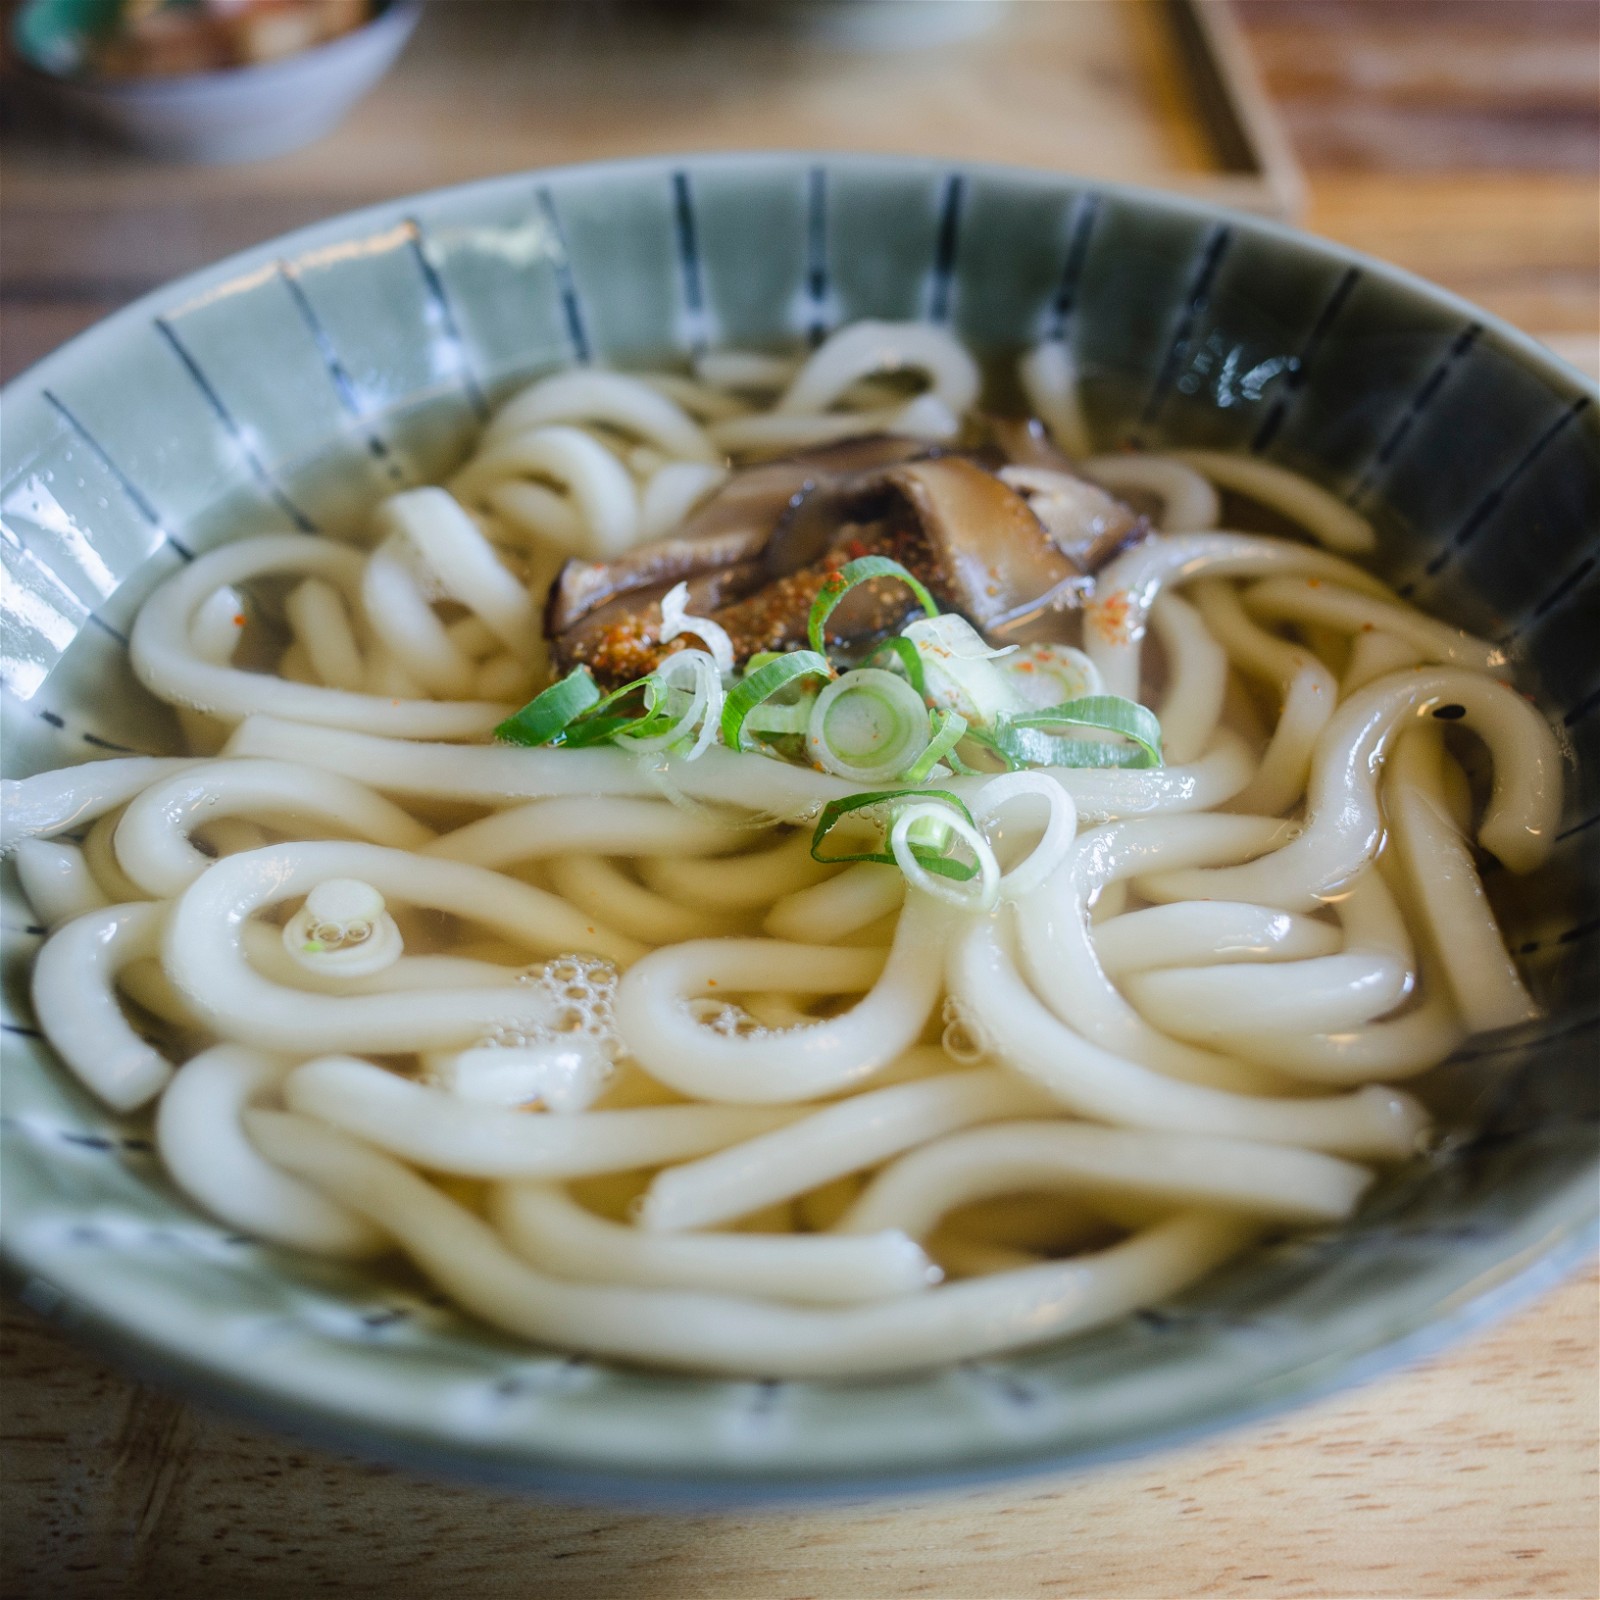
[807,556,940,660]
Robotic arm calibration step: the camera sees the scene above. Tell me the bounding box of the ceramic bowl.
[11,0,421,164]
[1,154,1596,1499]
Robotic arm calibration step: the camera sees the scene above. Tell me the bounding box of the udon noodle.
[2,321,1563,1378]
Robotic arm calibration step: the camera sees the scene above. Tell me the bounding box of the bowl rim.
[2,151,1597,1499]
[10,0,422,94]
[5,151,1597,408]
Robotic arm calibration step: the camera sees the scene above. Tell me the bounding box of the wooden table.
[3,4,1597,1595]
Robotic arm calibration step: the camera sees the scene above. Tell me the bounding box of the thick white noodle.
[361,538,477,697]
[223,717,856,815]
[1171,450,1376,553]
[0,757,199,856]
[249,1110,1253,1377]
[694,349,799,393]
[284,577,366,692]
[164,841,642,1052]
[1341,629,1425,696]
[31,901,172,1110]
[1243,576,1507,676]
[376,489,538,661]
[839,1123,1374,1233]
[159,1045,384,1257]
[1093,902,1342,978]
[113,758,433,898]
[1192,579,1336,818]
[422,796,741,868]
[708,396,960,455]
[13,839,110,927]
[639,1067,1057,1233]
[483,479,587,551]
[240,922,521,995]
[951,915,1429,1158]
[1385,726,1538,1032]
[640,461,728,541]
[1084,533,1388,700]
[764,863,906,944]
[282,1056,798,1177]
[615,899,951,1104]
[480,369,718,462]
[638,370,756,421]
[1124,869,1414,1041]
[130,536,510,738]
[1150,593,1228,764]
[944,730,1255,823]
[1018,339,1091,458]
[777,321,980,418]
[640,831,844,910]
[1079,455,1220,532]
[1015,813,1297,1093]
[492,1184,935,1304]
[1209,877,1468,1083]
[82,810,147,902]
[547,855,746,944]
[451,425,640,556]
[1138,667,1562,910]
[970,771,1080,904]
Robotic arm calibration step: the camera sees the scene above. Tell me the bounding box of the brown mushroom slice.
[546,435,936,638]
[987,415,1079,472]
[877,457,1086,633]
[998,465,1151,575]
[550,563,761,684]
[545,527,768,638]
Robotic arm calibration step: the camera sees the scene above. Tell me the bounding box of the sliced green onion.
[901,709,968,784]
[889,800,1000,911]
[659,581,735,677]
[863,635,928,697]
[807,668,931,783]
[968,770,1078,902]
[995,642,1102,710]
[811,789,981,882]
[808,556,940,659]
[902,614,1021,729]
[1001,695,1163,769]
[558,674,665,747]
[991,727,1147,769]
[495,667,600,746]
[721,650,833,752]
[961,728,1025,772]
[614,649,723,760]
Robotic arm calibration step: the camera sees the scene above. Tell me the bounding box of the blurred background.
[2,0,1596,386]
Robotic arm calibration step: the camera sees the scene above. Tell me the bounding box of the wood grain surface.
[2,4,1597,1596]
[3,1270,1596,1599]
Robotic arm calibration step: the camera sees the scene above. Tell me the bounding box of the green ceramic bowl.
[2,155,1596,1499]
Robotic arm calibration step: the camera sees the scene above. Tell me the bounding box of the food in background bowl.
[86,0,377,78]
[1,156,1594,1491]
[4,317,1565,1377]
[11,0,418,161]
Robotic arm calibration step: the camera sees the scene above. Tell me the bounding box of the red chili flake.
[706,978,718,987]
[1307,577,1322,588]
[1014,660,1036,673]
[1092,590,1132,644]
[232,613,246,626]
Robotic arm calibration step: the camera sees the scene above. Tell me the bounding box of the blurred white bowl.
[14,0,422,165]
